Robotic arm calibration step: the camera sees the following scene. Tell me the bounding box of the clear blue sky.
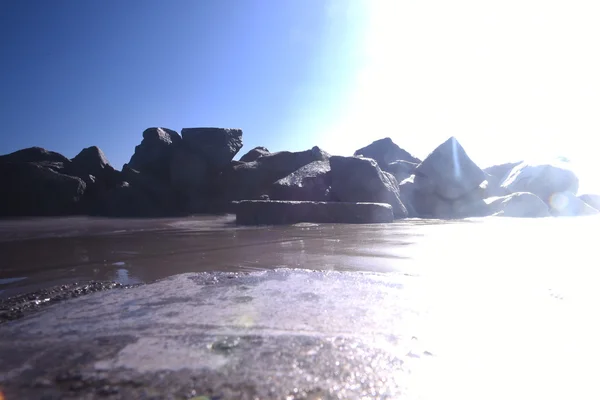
[2,0,599,190]
[0,0,367,167]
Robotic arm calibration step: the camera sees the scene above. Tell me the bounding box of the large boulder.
[235,200,394,225]
[414,137,486,200]
[386,160,417,184]
[483,161,522,181]
[0,162,86,216]
[485,192,550,218]
[181,128,243,170]
[500,161,579,204]
[219,147,329,201]
[329,156,407,219]
[69,146,120,186]
[547,192,599,216]
[401,176,489,219]
[354,138,420,167]
[170,147,210,201]
[92,182,169,218]
[579,194,600,210]
[239,146,270,163]
[0,147,71,164]
[270,161,331,202]
[121,166,178,213]
[127,127,181,181]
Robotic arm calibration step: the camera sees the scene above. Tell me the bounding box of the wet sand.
[0,215,462,298]
[1,215,600,398]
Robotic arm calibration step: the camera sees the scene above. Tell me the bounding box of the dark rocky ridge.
[1,127,598,221]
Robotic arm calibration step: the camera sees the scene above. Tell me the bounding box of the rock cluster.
[1,129,598,222]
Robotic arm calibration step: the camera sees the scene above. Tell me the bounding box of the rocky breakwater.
[1,127,599,222]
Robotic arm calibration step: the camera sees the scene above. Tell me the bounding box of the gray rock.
[0,146,71,164]
[181,127,243,170]
[354,137,420,167]
[500,161,579,204]
[414,137,486,200]
[579,194,600,210]
[0,162,86,216]
[485,192,550,218]
[483,161,522,181]
[270,161,331,202]
[386,160,417,183]
[329,156,407,219]
[239,146,270,163]
[219,147,329,201]
[548,192,599,216]
[128,127,182,181]
[236,200,394,224]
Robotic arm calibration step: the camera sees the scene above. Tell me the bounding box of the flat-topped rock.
[235,200,394,224]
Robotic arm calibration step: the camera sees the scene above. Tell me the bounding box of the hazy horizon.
[1,0,599,190]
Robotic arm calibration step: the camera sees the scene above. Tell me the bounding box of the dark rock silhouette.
[128,127,181,181]
[240,146,270,163]
[0,146,71,164]
[329,156,407,219]
[2,127,596,220]
[220,147,329,201]
[181,128,243,170]
[270,161,331,202]
[0,162,86,216]
[236,200,394,224]
[354,138,420,167]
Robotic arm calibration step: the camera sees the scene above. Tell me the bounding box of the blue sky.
[1,0,600,188]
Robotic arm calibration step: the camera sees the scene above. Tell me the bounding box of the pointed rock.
[414,137,485,200]
[354,138,420,168]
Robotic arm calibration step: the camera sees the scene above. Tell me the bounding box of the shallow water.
[1,214,599,300]
[2,215,600,398]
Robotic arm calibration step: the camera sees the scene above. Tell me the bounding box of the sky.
[1,0,599,187]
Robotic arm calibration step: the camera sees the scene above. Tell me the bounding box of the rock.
[400,175,491,219]
[481,174,509,198]
[70,146,120,186]
[169,147,210,212]
[500,161,579,204]
[0,147,71,164]
[121,166,177,213]
[579,194,600,210]
[547,192,599,216]
[181,128,243,170]
[354,138,420,167]
[236,200,394,225]
[127,127,181,181]
[270,161,331,202]
[414,137,486,200]
[386,160,417,184]
[0,162,86,216]
[219,147,329,201]
[93,182,168,217]
[485,192,550,218]
[329,156,407,219]
[239,146,270,163]
[483,161,522,181]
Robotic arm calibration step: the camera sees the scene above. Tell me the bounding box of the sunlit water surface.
[1,215,599,399]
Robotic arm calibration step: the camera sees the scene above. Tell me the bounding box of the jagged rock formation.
[1,129,597,221]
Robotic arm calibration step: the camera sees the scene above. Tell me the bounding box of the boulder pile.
[1,128,598,222]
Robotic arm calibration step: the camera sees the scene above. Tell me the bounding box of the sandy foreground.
[1,216,599,399]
